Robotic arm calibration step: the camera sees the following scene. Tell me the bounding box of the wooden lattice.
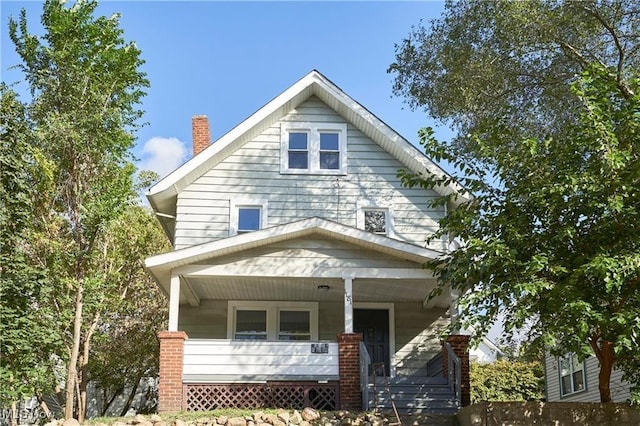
[185,382,338,411]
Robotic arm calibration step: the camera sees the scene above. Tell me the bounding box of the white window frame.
[558,354,586,397]
[227,301,319,341]
[280,122,347,175]
[356,200,394,237]
[229,199,268,236]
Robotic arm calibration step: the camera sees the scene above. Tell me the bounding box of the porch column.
[343,276,353,333]
[337,332,362,411]
[168,273,181,331]
[158,331,188,412]
[442,334,471,407]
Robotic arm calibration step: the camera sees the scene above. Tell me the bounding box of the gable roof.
[145,216,442,293]
[146,70,469,237]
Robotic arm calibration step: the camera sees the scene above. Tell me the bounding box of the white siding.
[183,340,339,382]
[544,352,632,402]
[174,96,444,250]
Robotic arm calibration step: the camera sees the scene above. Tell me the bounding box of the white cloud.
[139,136,189,179]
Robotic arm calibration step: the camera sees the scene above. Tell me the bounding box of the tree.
[0,85,61,422]
[390,0,640,404]
[7,0,149,419]
[88,205,169,417]
[389,0,640,156]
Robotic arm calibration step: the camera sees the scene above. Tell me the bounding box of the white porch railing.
[183,340,339,383]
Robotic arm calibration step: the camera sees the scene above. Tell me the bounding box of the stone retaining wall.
[457,401,640,426]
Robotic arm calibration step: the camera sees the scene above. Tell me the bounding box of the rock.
[138,422,154,426]
[290,411,302,425]
[271,420,286,426]
[154,422,167,426]
[277,412,290,424]
[301,408,320,422]
[217,416,228,425]
[150,415,163,423]
[253,412,264,422]
[174,420,187,426]
[262,414,277,424]
[369,418,386,426]
[227,417,247,426]
[62,419,80,426]
[299,422,311,426]
[113,422,128,426]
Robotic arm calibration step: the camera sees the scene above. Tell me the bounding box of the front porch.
[148,219,470,413]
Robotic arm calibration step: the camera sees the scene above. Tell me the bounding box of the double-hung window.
[281,122,347,174]
[559,354,586,396]
[229,199,268,236]
[228,302,318,341]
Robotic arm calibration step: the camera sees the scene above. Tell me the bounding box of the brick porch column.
[158,331,188,412]
[337,333,363,411]
[442,334,471,407]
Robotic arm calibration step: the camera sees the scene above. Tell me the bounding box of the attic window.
[281,122,347,175]
[356,201,394,237]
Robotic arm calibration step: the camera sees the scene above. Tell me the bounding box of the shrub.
[470,359,545,403]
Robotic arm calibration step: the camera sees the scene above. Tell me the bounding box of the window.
[234,310,267,340]
[356,201,393,237]
[278,310,311,341]
[229,199,268,236]
[281,122,347,174]
[559,354,586,396]
[228,301,318,341]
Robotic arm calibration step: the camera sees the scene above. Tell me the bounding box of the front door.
[354,309,390,376]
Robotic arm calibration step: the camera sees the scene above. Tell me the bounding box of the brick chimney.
[192,115,210,156]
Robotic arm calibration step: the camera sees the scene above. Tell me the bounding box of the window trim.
[558,354,587,397]
[356,200,394,237]
[229,199,268,236]
[280,122,347,175]
[227,301,319,341]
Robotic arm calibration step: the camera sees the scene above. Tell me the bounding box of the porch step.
[367,380,459,416]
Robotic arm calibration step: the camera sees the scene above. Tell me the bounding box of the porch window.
[234,310,267,340]
[559,354,586,396]
[229,199,268,236]
[228,301,318,341]
[278,310,311,341]
[281,122,347,175]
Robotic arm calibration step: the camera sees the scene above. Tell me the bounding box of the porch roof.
[146,217,443,300]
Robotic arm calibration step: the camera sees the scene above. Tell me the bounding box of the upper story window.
[229,199,268,236]
[281,122,347,175]
[559,354,586,397]
[357,201,393,237]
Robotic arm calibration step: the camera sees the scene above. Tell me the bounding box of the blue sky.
[1,1,451,178]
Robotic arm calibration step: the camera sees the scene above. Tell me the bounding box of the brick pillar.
[158,331,188,413]
[442,334,471,407]
[337,333,363,411]
[192,115,210,156]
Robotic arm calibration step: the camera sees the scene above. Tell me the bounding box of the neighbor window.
[228,301,318,341]
[281,122,347,174]
[559,354,586,396]
[229,199,268,236]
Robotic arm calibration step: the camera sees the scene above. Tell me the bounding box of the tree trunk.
[65,283,84,419]
[78,312,100,423]
[101,387,124,417]
[598,340,614,403]
[120,377,141,417]
[10,401,17,426]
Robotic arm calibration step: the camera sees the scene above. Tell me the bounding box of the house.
[544,353,632,403]
[469,336,503,364]
[145,70,472,414]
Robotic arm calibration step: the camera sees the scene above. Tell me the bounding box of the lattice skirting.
[185,382,339,411]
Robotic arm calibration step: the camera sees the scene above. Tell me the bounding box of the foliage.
[5,0,149,419]
[390,0,640,159]
[391,0,640,403]
[0,84,61,404]
[470,360,545,403]
[88,205,169,416]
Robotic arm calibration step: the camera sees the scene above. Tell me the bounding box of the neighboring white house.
[145,70,471,414]
[469,336,503,364]
[544,353,632,402]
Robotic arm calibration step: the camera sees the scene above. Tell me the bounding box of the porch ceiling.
[183,276,449,307]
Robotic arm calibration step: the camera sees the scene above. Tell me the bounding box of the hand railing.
[444,342,462,407]
[359,341,371,411]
